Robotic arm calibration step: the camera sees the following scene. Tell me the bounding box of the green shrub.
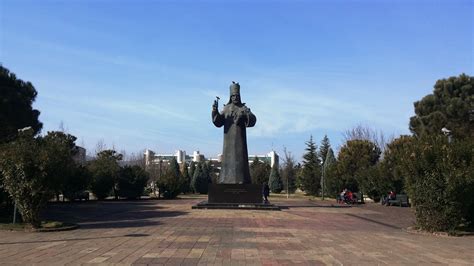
[0,132,52,228]
[191,162,210,194]
[88,150,122,200]
[63,166,91,201]
[117,166,149,199]
[158,158,182,199]
[403,136,474,232]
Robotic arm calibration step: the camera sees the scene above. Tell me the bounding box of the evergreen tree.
[250,156,271,185]
[117,165,149,199]
[204,161,216,184]
[191,162,209,194]
[180,162,191,193]
[321,148,336,198]
[0,66,43,143]
[318,135,331,166]
[169,157,181,181]
[409,73,473,139]
[190,163,199,193]
[379,135,415,194]
[336,139,381,196]
[42,131,78,201]
[0,129,51,228]
[158,158,182,199]
[189,161,196,181]
[63,165,91,201]
[298,135,322,195]
[88,150,122,200]
[268,163,283,193]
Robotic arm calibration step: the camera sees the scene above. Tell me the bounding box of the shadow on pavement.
[0,233,152,245]
[345,213,402,230]
[41,200,188,230]
[279,205,352,209]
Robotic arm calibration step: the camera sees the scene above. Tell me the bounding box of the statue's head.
[228,81,241,105]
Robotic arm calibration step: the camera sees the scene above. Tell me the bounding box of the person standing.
[262,183,270,203]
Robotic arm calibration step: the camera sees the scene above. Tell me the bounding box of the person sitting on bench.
[388,190,396,200]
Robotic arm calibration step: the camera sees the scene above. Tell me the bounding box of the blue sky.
[1,0,473,160]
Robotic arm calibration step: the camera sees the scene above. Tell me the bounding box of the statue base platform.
[192,201,280,210]
[191,184,280,210]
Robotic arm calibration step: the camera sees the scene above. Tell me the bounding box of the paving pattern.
[0,196,472,265]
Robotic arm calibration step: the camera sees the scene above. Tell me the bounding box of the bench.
[386,194,409,207]
[353,192,364,204]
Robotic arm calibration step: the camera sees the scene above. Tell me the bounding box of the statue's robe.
[212,102,256,184]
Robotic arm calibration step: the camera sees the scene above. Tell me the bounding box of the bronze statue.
[212,82,256,184]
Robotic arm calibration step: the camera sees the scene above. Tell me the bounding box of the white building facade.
[144,149,279,168]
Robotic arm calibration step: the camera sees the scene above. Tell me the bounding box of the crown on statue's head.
[229,81,240,95]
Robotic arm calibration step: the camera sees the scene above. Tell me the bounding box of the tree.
[204,161,217,184]
[298,135,322,195]
[250,156,271,185]
[336,140,381,197]
[145,163,161,198]
[42,131,78,201]
[281,148,297,193]
[322,148,336,198]
[343,124,391,153]
[88,150,122,200]
[191,162,210,194]
[158,158,182,199]
[0,66,43,143]
[0,130,51,228]
[188,161,196,182]
[318,135,331,166]
[63,165,91,201]
[379,135,415,194]
[117,165,149,199]
[180,162,191,194]
[401,136,474,232]
[409,74,474,140]
[268,163,283,193]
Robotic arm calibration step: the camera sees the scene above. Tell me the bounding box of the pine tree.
[158,158,182,199]
[268,163,283,193]
[0,65,43,143]
[409,73,473,139]
[192,162,209,194]
[318,135,331,166]
[180,162,191,193]
[299,135,322,195]
[169,158,181,181]
[188,161,196,192]
[250,156,271,185]
[321,148,336,198]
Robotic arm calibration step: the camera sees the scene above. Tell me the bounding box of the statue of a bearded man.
[212,82,256,184]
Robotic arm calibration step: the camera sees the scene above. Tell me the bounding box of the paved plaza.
[0,195,472,265]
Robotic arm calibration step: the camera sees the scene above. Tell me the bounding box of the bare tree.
[281,147,297,197]
[342,124,393,152]
[94,139,106,156]
[124,150,146,168]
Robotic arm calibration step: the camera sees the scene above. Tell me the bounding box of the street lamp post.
[11,126,33,224]
[441,127,452,143]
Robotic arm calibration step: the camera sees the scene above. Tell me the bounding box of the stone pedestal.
[192,184,280,211]
[208,184,262,204]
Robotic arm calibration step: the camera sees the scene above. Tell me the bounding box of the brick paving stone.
[0,197,473,265]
